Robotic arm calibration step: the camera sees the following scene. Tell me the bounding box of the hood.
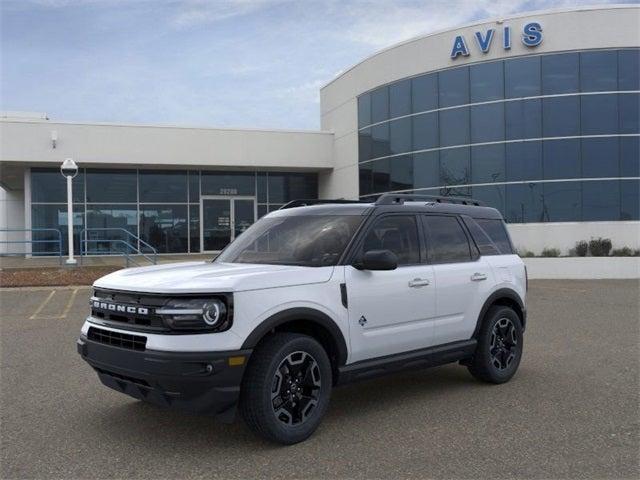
[93,261,335,294]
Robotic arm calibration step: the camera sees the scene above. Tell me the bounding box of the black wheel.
[240,333,332,444]
[468,306,523,384]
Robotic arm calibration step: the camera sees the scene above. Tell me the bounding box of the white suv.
[77,194,527,444]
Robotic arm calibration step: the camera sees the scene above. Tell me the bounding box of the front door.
[201,196,256,252]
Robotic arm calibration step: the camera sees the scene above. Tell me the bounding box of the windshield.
[216,215,364,267]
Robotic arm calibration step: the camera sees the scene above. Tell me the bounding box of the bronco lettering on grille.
[92,301,149,315]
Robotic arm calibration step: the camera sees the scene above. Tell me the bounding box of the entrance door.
[201,196,256,252]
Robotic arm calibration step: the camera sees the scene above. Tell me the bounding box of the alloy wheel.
[490,317,518,370]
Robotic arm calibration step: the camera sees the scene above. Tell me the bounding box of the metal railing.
[0,228,64,264]
[79,228,158,267]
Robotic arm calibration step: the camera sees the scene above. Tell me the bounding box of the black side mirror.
[356,249,398,271]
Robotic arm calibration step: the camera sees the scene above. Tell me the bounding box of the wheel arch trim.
[240,307,349,366]
[472,288,526,338]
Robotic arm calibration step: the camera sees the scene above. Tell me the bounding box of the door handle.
[408,278,430,288]
[470,272,488,282]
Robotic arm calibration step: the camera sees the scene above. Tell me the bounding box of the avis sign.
[450,22,543,59]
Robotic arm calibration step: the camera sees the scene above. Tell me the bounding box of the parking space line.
[59,288,79,319]
[29,290,56,319]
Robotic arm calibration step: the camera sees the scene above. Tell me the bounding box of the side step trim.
[336,339,477,385]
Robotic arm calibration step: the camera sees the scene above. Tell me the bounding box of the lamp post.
[60,158,78,265]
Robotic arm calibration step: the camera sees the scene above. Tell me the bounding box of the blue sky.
[1,0,636,130]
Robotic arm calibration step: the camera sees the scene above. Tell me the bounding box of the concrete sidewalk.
[0,253,214,269]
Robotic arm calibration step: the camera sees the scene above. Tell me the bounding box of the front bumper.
[77,335,251,422]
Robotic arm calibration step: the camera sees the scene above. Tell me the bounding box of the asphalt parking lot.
[1,280,638,479]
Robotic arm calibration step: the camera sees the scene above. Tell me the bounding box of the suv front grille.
[88,326,147,351]
[91,289,168,332]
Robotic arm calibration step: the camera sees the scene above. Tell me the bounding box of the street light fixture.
[60,158,78,265]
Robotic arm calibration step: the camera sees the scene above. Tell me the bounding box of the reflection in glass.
[359,162,373,196]
[86,205,138,254]
[472,184,505,215]
[412,73,438,113]
[390,79,411,118]
[390,155,413,191]
[470,61,504,102]
[412,112,438,151]
[582,138,619,178]
[505,99,542,140]
[543,96,580,137]
[389,117,412,155]
[471,144,505,183]
[583,181,619,221]
[620,179,640,220]
[439,108,469,147]
[542,52,579,94]
[581,94,618,135]
[470,103,504,143]
[202,199,231,251]
[201,172,255,196]
[86,169,137,203]
[373,158,390,193]
[543,139,581,180]
[439,67,469,107]
[189,205,200,252]
[371,86,389,123]
[371,123,390,158]
[413,151,440,189]
[358,94,371,128]
[543,181,581,222]
[619,93,639,134]
[580,51,617,92]
[506,142,543,182]
[31,168,85,204]
[188,171,200,202]
[139,170,188,203]
[139,205,188,253]
[618,49,640,91]
[440,147,470,186]
[359,128,373,162]
[505,183,543,223]
[620,137,640,177]
[31,204,84,255]
[505,56,541,98]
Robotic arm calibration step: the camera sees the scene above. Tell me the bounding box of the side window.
[462,217,500,256]
[361,216,420,265]
[423,215,472,264]
[475,218,514,254]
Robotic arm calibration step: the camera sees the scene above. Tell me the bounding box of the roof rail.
[279,199,365,210]
[374,193,485,206]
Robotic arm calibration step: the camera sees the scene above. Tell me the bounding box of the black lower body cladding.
[77,335,252,422]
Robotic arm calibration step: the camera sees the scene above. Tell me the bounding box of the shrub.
[589,237,612,257]
[611,247,635,257]
[540,247,561,257]
[517,249,535,258]
[574,240,588,257]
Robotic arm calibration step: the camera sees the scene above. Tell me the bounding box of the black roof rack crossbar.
[374,193,485,207]
[279,199,366,210]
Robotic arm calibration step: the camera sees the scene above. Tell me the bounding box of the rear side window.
[475,218,514,254]
[422,215,472,264]
[361,215,420,265]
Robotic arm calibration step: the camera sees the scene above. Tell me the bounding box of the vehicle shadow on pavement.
[97,364,477,448]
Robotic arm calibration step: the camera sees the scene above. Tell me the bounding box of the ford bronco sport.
[77,194,527,444]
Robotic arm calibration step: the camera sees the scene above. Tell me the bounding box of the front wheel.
[468,306,523,384]
[240,333,332,444]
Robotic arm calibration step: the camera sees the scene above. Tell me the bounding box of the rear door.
[345,214,436,363]
[421,215,493,345]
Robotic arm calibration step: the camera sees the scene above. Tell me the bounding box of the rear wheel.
[468,306,523,384]
[240,333,332,444]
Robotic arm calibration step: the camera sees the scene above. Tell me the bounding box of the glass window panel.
[583,181,620,221]
[582,137,619,178]
[371,123,390,158]
[389,79,411,118]
[267,173,317,203]
[86,169,137,203]
[257,204,268,219]
[505,183,543,223]
[86,205,138,254]
[268,204,285,213]
[439,107,470,147]
[440,147,470,186]
[372,158,390,193]
[542,52,579,94]
[543,139,581,180]
[439,67,469,107]
[475,218,513,254]
[257,172,267,203]
[359,128,373,162]
[412,73,438,113]
[358,93,372,128]
[139,170,187,203]
[188,171,200,202]
[423,215,471,264]
[412,112,438,150]
[506,142,543,182]
[618,49,640,91]
[189,204,200,253]
[440,185,471,198]
[542,96,580,137]
[389,117,412,155]
[505,99,542,140]
[370,86,389,123]
[580,51,618,92]
[581,94,618,135]
[363,216,420,265]
[470,61,504,102]
[505,56,541,98]
[139,205,188,253]
[543,181,581,222]
[413,151,440,189]
[620,179,640,220]
[619,93,639,134]
[31,204,84,255]
[620,137,640,178]
[390,155,413,191]
[470,103,504,143]
[31,168,85,203]
[201,171,255,196]
[359,162,373,196]
[471,144,505,183]
[472,184,505,215]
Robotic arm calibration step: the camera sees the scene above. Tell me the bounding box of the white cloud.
[170,0,287,29]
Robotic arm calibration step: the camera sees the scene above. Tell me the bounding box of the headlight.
[156,298,230,332]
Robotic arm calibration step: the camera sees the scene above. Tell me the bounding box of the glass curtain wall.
[357,48,640,223]
[31,168,317,255]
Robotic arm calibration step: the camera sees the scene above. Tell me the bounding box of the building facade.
[1,5,639,257]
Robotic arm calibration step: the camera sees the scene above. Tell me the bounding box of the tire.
[468,306,523,384]
[240,333,332,445]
